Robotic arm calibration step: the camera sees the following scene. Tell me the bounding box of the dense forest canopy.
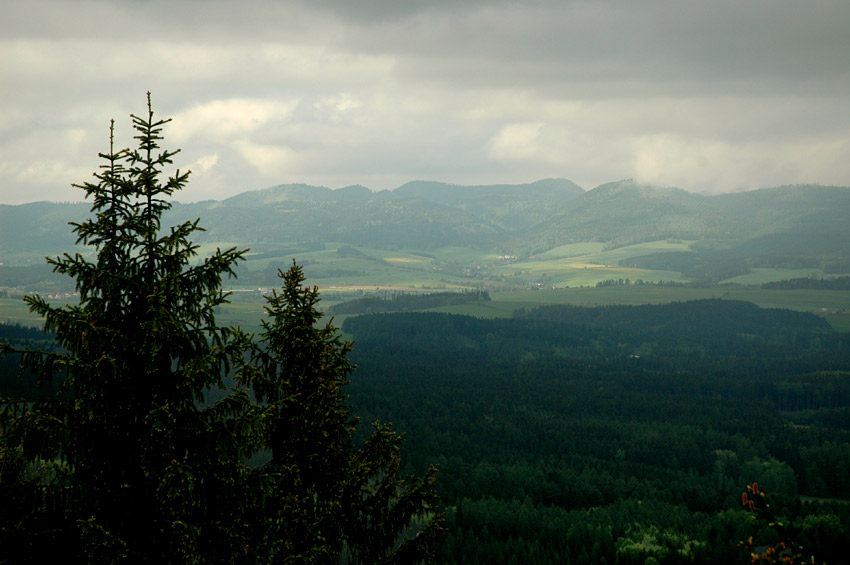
[342,302,850,563]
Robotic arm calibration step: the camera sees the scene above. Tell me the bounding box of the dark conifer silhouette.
[0,94,441,564]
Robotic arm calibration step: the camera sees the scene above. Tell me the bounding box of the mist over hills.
[2,179,849,284]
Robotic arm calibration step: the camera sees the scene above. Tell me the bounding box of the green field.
[6,284,847,333]
[439,286,850,331]
[5,238,849,332]
[724,267,842,285]
[10,238,847,296]
[0,297,44,327]
[141,240,701,293]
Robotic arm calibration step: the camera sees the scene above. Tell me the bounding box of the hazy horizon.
[2,0,849,205]
[6,177,850,207]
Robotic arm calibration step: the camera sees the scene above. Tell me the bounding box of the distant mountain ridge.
[165,178,587,249]
[2,179,849,281]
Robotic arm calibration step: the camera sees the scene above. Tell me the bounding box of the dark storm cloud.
[1,0,848,203]
[326,0,850,95]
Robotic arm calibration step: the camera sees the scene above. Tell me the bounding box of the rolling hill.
[2,179,848,288]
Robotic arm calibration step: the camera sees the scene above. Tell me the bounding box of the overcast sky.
[2,0,849,204]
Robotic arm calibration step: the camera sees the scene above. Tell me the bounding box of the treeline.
[246,241,325,260]
[596,278,704,288]
[327,290,490,315]
[515,299,833,351]
[0,322,51,343]
[342,301,850,564]
[0,322,61,399]
[620,246,850,287]
[762,276,850,291]
[619,251,751,284]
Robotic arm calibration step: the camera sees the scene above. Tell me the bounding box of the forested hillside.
[0,323,59,400]
[3,181,849,287]
[343,301,850,564]
[327,290,490,315]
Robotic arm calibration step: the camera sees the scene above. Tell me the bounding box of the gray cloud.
[1,0,848,204]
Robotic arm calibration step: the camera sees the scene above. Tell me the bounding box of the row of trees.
[0,95,441,563]
[762,276,850,291]
[327,290,490,316]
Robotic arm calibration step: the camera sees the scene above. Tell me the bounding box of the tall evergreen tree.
[0,94,441,564]
[239,263,442,563]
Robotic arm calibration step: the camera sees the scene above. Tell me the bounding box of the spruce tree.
[239,263,443,563]
[0,93,263,563]
[0,94,441,563]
